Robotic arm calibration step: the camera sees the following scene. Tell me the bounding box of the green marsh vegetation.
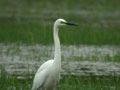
[0,0,120,45]
[1,68,120,90]
[0,0,120,90]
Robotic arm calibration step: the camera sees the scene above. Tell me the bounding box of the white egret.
[32,18,77,90]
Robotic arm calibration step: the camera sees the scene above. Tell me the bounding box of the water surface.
[0,43,120,78]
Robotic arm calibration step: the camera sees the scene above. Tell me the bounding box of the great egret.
[32,19,77,90]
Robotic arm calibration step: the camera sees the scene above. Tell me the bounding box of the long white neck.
[53,24,61,68]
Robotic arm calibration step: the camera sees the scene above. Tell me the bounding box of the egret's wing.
[32,69,48,90]
[36,60,54,74]
[32,60,54,90]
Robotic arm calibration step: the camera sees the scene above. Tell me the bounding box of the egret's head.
[54,18,77,27]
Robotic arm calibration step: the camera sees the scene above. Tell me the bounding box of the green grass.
[0,68,32,90]
[0,22,120,45]
[0,0,120,11]
[0,0,120,45]
[0,69,120,90]
[0,0,120,90]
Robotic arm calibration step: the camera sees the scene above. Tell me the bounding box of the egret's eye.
[61,21,66,24]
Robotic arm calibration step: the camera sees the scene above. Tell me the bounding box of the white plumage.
[32,19,76,90]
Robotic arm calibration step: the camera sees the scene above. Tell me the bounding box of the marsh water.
[0,43,120,79]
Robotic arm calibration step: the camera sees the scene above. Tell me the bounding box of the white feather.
[32,19,70,90]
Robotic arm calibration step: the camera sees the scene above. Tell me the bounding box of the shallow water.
[0,43,120,78]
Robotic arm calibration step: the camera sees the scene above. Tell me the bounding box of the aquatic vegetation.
[0,0,120,89]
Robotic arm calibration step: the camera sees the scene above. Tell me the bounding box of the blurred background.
[0,0,120,90]
[0,0,120,45]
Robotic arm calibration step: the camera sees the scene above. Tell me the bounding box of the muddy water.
[0,43,120,77]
